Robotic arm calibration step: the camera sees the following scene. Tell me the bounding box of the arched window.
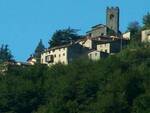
[110,14,114,20]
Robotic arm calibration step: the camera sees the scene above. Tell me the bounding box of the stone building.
[141,29,150,42]
[79,35,128,53]
[96,39,128,54]
[88,50,109,61]
[86,24,108,37]
[87,7,120,37]
[41,43,89,66]
[106,7,119,34]
[123,32,131,40]
[40,6,130,65]
[27,56,37,65]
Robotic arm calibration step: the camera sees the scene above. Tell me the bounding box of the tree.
[49,28,81,48]
[34,39,45,63]
[132,94,150,113]
[127,21,141,42]
[143,12,150,29]
[0,44,13,62]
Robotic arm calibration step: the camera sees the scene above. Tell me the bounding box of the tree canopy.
[127,21,141,42]
[49,28,81,48]
[0,44,13,63]
[143,12,150,29]
[34,39,45,62]
[0,43,150,113]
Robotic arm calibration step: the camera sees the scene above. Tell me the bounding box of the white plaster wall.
[88,51,101,61]
[79,39,92,49]
[97,43,110,53]
[41,47,68,66]
[53,48,68,65]
[142,30,150,42]
[123,32,131,40]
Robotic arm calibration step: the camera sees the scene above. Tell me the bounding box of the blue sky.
[0,0,150,61]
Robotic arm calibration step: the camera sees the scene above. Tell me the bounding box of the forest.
[0,42,150,113]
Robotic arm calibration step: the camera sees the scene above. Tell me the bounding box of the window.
[45,56,50,62]
[52,50,55,52]
[45,55,54,63]
[54,54,56,57]
[63,53,65,56]
[105,50,107,53]
[110,14,114,20]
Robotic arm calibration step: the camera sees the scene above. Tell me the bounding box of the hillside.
[0,43,150,113]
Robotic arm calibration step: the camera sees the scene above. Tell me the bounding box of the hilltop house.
[27,55,37,65]
[41,43,89,66]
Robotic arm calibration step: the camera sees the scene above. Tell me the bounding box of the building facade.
[41,43,89,66]
[88,50,109,61]
[86,24,108,37]
[27,56,37,65]
[86,7,120,38]
[123,32,131,40]
[106,7,119,34]
[141,29,150,42]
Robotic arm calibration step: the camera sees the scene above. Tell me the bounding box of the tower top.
[106,6,120,35]
[107,6,119,10]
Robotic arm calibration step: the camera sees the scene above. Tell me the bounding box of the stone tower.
[106,7,119,34]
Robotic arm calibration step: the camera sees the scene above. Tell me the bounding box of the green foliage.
[49,28,81,48]
[143,12,150,30]
[34,39,45,63]
[127,21,141,42]
[132,94,150,113]
[0,44,13,62]
[0,44,150,113]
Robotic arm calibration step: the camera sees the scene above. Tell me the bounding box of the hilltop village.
[26,7,128,66]
[1,6,150,67]
[26,6,150,66]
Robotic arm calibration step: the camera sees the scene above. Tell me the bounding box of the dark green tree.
[132,94,150,113]
[0,44,13,62]
[34,39,45,63]
[49,28,81,48]
[127,21,141,42]
[143,12,150,29]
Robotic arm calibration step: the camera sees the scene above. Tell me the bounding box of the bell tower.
[106,7,119,34]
